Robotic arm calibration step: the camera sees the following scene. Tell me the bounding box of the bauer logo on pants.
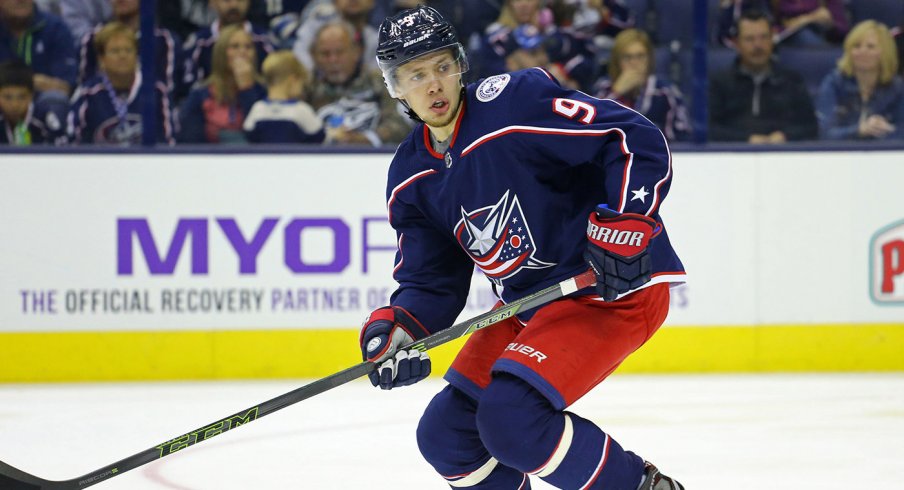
[870,219,904,304]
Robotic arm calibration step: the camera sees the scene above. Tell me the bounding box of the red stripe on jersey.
[387,169,438,222]
[579,433,611,490]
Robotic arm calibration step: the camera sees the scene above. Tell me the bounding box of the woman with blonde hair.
[592,28,690,141]
[816,20,904,140]
[178,24,266,143]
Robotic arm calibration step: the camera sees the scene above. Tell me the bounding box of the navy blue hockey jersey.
[0,103,66,145]
[68,73,175,145]
[386,68,685,333]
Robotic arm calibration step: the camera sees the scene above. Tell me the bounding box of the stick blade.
[0,460,58,489]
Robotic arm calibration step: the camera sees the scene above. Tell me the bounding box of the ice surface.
[0,374,902,489]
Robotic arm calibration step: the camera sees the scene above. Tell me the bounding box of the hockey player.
[358,5,686,490]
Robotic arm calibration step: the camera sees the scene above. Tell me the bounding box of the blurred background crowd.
[0,0,902,146]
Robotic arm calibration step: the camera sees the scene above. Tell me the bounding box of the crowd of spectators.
[1,0,903,147]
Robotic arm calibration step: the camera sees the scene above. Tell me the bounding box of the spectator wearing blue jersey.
[244,50,324,143]
[76,0,187,101]
[183,0,274,92]
[816,20,904,141]
[476,0,555,79]
[179,24,266,143]
[0,0,76,129]
[68,22,175,145]
[0,60,65,144]
[593,29,691,142]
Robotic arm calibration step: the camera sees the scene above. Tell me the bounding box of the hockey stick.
[0,270,595,489]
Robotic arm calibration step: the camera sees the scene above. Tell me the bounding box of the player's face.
[0,86,31,124]
[849,30,882,74]
[99,34,138,78]
[736,19,773,71]
[396,50,463,129]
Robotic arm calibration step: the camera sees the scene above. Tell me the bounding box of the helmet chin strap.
[401,86,466,124]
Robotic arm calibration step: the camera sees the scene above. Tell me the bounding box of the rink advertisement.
[1,151,903,379]
[871,219,904,304]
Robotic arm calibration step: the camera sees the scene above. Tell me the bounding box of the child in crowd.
[0,61,66,145]
[243,50,324,144]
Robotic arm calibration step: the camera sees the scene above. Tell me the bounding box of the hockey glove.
[359,306,431,390]
[584,205,659,301]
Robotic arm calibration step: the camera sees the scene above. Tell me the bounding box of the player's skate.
[638,462,685,490]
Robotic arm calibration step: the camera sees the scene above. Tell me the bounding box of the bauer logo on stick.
[870,218,904,304]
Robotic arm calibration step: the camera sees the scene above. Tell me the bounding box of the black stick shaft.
[0,270,594,489]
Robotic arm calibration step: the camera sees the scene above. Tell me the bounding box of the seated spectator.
[293,0,378,72]
[60,0,111,41]
[68,22,175,145]
[773,0,848,46]
[243,50,324,143]
[476,0,556,79]
[0,0,76,126]
[716,0,772,48]
[412,0,501,46]
[593,29,690,141]
[816,20,904,141]
[491,24,595,90]
[305,20,408,146]
[709,10,817,143]
[183,0,274,91]
[552,0,633,41]
[0,60,65,144]
[178,24,266,143]
[77,0,186,100]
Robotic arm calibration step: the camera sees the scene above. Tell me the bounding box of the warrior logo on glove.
[584,205,661,302]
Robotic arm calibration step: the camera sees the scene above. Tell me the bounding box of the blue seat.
[848,0,904,27]
[775,47,842,98]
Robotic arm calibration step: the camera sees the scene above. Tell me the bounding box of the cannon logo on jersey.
[870,218,904,304]
[96,115,143,145]
[454,191,554,280]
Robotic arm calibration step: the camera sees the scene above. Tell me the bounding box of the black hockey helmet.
[376,5,469,97]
